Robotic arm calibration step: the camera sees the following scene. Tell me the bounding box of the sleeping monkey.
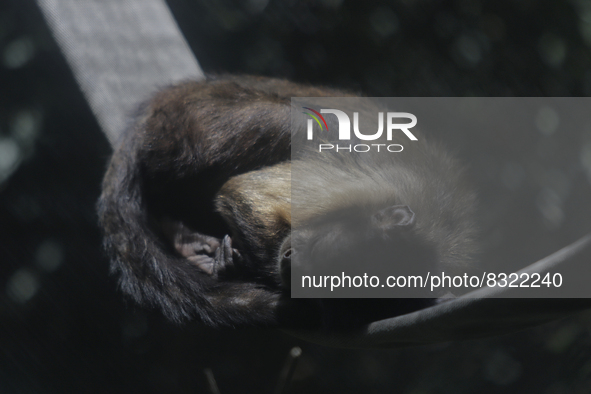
[97,75,477,329]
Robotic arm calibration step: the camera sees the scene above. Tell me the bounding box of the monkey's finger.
[213,235,236,275]
[187,255,216,275]
[232,248,243,263]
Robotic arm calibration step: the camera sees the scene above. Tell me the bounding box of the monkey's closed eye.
[372,205,415,230]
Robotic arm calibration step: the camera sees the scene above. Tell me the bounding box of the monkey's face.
[282,204,438,294]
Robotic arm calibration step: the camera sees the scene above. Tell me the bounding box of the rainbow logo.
[303,107,329,131]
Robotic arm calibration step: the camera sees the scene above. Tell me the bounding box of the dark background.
[1,0,591,392]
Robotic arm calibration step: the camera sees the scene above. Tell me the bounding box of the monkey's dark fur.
[98,76,341,327]
[215,162,292,279]
[98,75,478,329]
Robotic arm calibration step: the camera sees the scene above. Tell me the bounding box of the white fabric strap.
[35,0,204,145]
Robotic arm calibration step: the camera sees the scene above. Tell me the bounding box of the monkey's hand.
[213,235,243,276]
[162,219,240,276]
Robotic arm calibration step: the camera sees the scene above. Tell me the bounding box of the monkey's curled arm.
[98,76,331,327]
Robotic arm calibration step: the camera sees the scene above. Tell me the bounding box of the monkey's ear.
[371,205,415,230]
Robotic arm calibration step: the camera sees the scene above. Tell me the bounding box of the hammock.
[34,0,591,348]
